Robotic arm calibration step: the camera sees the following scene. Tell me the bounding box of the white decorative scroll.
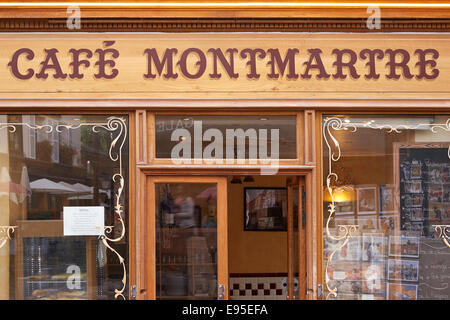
[323,116,450,299]
[0,226,17,249]
[433,225,450,248]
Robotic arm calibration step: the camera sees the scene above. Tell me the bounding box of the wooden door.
[146,176,228,300]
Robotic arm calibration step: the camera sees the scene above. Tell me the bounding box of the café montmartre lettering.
[7,41,439,80]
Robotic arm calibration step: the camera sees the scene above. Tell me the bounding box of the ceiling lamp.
[243,176,254,183]
[230,176,242,184]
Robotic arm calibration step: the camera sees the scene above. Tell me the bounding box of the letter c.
[8,48,35,80]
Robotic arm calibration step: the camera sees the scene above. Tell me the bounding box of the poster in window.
[387,259,419,282]
[387,283,418,300]
[379,215,399,234]
[358,217,378,231]
[379,184,395,214]
[388,236,420,258]
[356,186,377,215]
[362,233,386,262]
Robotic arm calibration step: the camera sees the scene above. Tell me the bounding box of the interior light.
[323,185,354,203]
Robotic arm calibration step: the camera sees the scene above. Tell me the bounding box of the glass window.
[155,115,297,160]
[0,114,129,300]
[322,114,450,300]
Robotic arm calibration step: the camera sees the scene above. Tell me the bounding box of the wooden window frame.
[316,108,450,300]
[147,111,305,167]
[0,108,136,300]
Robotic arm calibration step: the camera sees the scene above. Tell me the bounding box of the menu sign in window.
[63,206,105,236]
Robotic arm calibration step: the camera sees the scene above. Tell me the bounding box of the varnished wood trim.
[147,113,156,163]
[287,184,294,300]
[217,177,229,300]
[136,110,147,164]
[145,175,156,299]
[304,110,316,166]
[297,113,305,165]
[136,168,148,299]
[2,99,450,112]
[128,111,137,299]
[138,165,315,176]
[305,169,318,300]
[298,177,307,300]
[149,159,303,167]
[315,111,324,299]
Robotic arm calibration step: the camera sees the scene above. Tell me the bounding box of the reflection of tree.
[81,126,109,154]
[59,144,77,165]
[36,140,52,162]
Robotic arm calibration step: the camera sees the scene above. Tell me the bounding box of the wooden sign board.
[0,33,449,99]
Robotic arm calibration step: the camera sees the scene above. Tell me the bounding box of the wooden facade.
[1,1,450,300]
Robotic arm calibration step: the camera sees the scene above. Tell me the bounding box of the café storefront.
[0,2,450,301]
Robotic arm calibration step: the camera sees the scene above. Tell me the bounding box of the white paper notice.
[63,206,105,236]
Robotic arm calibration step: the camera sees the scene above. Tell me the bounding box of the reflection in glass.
[155,115,297,159]
[323,115,450,300]
[155,183,218,300]
[0,115,129,300]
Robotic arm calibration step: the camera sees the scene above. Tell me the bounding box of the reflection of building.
[0,115,127,300]
[8,115,113,221]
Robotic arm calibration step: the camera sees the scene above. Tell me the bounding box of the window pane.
[155,115,297,159]
[0,115,129,300]
[322,115,450,300]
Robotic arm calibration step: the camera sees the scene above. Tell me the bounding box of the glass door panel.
[149,177,228,300]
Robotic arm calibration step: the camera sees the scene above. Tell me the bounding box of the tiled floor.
[229,276,287,300]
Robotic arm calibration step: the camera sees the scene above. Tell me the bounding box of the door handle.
[218,284,225,300]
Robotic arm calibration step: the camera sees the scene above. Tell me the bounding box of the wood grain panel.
[0,33,449,99]
[305,110,316,166]
[136,110,147,164]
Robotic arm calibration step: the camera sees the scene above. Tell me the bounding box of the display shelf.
[15,220,97,300]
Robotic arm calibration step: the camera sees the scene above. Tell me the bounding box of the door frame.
[136,167,317,300]
[141,175,228,300]
[287,176,307,300]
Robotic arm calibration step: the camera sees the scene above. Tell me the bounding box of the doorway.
[227,175,306,300]
[147,176,228,300]
[144,174,307,300]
